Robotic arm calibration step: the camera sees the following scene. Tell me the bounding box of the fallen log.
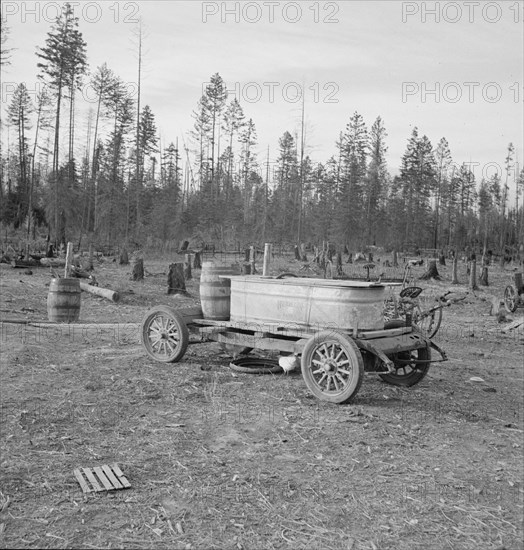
[11,259,39,268]
[40,257,66,267]
[79,281,120,303]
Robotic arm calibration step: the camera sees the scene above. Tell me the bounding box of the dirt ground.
[0,253,523,550]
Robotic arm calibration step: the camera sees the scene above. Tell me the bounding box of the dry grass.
[0,252,523,549]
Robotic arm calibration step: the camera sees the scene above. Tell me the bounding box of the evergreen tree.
[37,2,87,243]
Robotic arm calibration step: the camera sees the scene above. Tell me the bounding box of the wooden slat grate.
[74,463,131,493]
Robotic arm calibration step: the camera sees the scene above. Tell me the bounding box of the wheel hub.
[322,360,337,374]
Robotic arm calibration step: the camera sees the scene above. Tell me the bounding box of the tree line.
[1,3,523,256]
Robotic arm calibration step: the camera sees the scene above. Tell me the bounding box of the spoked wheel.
[141,306,189,363]
[504,285,518,313]
[379,346,431,387]
[412,302,442,339]
[301,331,364,404]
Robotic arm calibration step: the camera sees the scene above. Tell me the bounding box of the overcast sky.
[2,0,523,184]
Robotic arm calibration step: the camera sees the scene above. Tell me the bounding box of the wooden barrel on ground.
[199,263,239,320]
[47,278,81,322]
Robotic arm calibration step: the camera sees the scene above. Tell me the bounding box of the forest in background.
[1,3,523,256]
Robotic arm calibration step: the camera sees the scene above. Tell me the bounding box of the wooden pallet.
[74,464,131,493]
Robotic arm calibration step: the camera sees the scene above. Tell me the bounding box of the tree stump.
[469,259,478,290]
[193,251,202,269]
[419,260,442,280]
[119,248,129,265]
[132,258,144,281]
[184,254,192,280]
[479,266,489,286]
[167,263,186,294]
[242,263,252,275]
[439,253,446,266]
[294,245,301,261]
[392,249,398,267]
[451,254,459,284]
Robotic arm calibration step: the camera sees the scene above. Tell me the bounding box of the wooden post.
[250,246,256,274]
[64,242,74,278]
[469,259,478,290]
[262,243,271,276]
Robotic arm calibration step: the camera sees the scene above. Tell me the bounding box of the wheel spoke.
[332,376,340,391]
[337,368,352,375]
[316,373,327,386]
[335,372,347,385]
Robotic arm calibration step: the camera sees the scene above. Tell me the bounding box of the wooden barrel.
[47,278,81,322]
[199,263,239,320]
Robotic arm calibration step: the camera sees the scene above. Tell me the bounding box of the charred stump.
[132,258,144,281]
[336,252,343,275]
[167,263,186,294]
[479,266,489,286]
[119,248,129,265]
[419,260,442,280]
[193,251,202,269]
[469,259,478,290]
[184,254,192,280]
[451,253,459,284]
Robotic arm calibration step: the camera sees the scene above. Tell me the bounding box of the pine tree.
[37,2,87,243]
[336,112,368,248]
[365,116,388,245]
[7,84,34,228]
[433,137,452,249]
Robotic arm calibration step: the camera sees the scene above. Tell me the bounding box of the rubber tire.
[275,272,299,279]
[379,346,431,387]
[229,357,282,374]
[141,306,189,363]
[504,286,518,313]
[301,331,364,404]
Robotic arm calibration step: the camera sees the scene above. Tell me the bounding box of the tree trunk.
[451,253,459,284]
[469,259,478,290]
[167,263,186,294]
[479,266,489,286]
[439,253,446,266]
[132,258,144,281]
[294,245,301,261]
[419,260,442,280]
